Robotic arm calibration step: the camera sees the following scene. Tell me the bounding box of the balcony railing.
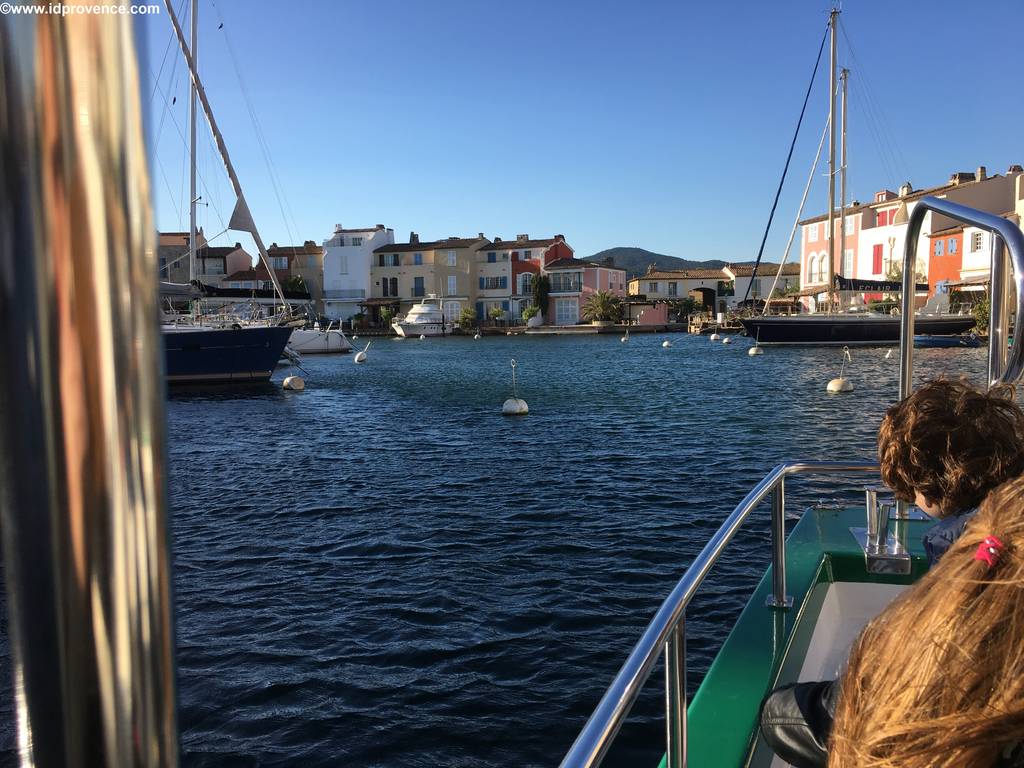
[322,289,366,299]
[550,280,582,293]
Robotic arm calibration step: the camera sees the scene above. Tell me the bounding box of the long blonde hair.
[829,474,1024,768]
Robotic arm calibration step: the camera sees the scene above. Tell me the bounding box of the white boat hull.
[286,328,353,353]
[392,321,449,337]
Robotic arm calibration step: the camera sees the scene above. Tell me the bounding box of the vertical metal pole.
[665,622,687,768]
[189,0,197,282]
[767,480,793,609]
[827,8,838,284]
[839,68,848,279]
[988,234,1009,388]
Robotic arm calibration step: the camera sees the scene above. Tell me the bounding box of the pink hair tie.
[974,535,1006,568]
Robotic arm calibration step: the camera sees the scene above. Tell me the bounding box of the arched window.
[817,254,829,283]
[806,255,817,283]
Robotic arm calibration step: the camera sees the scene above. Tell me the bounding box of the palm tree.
[581,291,623,322]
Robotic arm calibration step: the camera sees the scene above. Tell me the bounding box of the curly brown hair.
[877,378,1024,515]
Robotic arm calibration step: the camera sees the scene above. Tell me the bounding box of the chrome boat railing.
[565,198,1024,768]
[899,196,1024,394]
[560,461,879,768]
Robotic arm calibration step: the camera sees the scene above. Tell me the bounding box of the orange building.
[927,225,964,296]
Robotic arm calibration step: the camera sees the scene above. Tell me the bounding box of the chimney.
[376,224,385,230]
[554,234,565,242]
[235,242,242,249]
[949,172,974,185]
[478,232,485,239]
[516,234,529,242]
[1009,164,1023,174]
[977,166,987,181]
[334,223,343,233]
[270,242,278,249]
[409,232,419,244]
[898,181,914,196]
[494,236,502,243]
[304,240,316,248]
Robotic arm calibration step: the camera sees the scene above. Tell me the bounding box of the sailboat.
[160,0,292,383]
[738,16,975,346]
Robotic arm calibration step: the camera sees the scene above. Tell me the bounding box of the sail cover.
[833,275,929,292]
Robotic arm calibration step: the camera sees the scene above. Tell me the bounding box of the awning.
[358,297,402,307]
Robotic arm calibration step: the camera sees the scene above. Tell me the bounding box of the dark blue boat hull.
[739,315,976,346]
[163,326,293,384]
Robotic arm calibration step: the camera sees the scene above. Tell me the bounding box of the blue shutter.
[500,276,507,289]
[502,301,509,311]
[475,302,483,319]
[479,277,484,289]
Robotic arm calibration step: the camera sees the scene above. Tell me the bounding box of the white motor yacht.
[392,295,451,337]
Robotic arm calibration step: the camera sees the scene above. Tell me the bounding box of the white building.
[321,224,394,321]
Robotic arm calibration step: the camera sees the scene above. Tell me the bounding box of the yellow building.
[369,233,489,324]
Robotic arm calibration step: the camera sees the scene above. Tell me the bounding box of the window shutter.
[500,276,507,289]
[479,277,485,289]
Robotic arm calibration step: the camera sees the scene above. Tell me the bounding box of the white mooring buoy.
[419,334,426,340]
[884,348,893,359]
[827,346,854,393]
[502,358,529,415]
[709,333,720,341]
[662,339,672,348]
[354,341,371,364]
[506,331,514,336]
[282,375,305,391]
[621,330,630,343]
[352,334,359,340]
[473,333,481,340]
[721,336,732,345]
[748,345,764,356]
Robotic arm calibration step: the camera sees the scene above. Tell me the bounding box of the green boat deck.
[671,506,934,767]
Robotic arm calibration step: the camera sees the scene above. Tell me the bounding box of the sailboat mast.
[839,67,848,278]
[827,7,838,291]
[163,0,291,315]
[188,0,197,283]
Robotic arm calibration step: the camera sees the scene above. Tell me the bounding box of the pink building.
[542,255,626,325]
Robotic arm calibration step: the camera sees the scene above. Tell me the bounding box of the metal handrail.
[899,196,1024,396]
[560,460,879,768]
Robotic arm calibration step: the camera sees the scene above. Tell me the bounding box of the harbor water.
[0,333,991,766]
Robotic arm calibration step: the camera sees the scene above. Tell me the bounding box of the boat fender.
[282,376,305,391]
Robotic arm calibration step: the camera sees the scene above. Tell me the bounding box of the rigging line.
[837,19,910,182]
[154,153,185,227]
[741,21,830,305]
[149,0,188,103]
[849,80,897,190]
[149,68,229,229]
[762,112,830,313]
[211,0,303,246]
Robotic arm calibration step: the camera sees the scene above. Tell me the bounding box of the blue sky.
[142,0,1024,261]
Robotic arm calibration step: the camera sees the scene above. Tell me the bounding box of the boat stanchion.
[827,346,854,392]
[502,359,529,415]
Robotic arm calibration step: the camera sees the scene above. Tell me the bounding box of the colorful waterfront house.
[475,240,513,323]
[224,241,297,291]
[158,228,208,284]
[798,165,1024,311]
[543,253,626,325]
[318,224,394,321]
[369,232,489,325]
[486,234,574,323]
[926,225,963,297]
[627,264,798,316]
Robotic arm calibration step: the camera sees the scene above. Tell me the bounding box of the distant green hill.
[583,247,734,278]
